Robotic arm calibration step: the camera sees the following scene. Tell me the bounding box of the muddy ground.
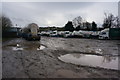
[2,37,120,78]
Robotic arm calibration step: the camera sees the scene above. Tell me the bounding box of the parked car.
[71,31,79,38]
[78,30,84,37]
[50,31,58,37]
[99,28,120,40]
[81,31,92,38]
[90,31,99,38]
[72,30,84,38]
[63,31,72,38]
[57,31,65,37]
[40,31,52,36]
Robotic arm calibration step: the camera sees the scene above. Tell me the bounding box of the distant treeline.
[39,26,104,32]
[39,27,64,31]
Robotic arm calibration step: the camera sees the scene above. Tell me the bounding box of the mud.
[2,37,120,78]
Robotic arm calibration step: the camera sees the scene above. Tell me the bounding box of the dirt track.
[2,37,120,78]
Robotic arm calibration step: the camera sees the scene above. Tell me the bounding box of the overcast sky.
[2,2,118,27]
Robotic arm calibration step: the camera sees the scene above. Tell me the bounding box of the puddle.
[12,44,23,51]
[8,43,46,51]
[12,47,23,51]
[37,45,46,50]
[58,54,118,70]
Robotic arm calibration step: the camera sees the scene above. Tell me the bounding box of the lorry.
[99,28,120,40]
[20,23,41,41]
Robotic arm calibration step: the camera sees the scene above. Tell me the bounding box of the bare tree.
[102,13,119,28]
[113,16,120,28]
[72,16,83,28]
[1,15,12,31]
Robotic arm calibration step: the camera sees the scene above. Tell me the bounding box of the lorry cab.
[99,28,109,39]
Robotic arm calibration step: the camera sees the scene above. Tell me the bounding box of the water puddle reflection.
[12,47,23,51]
[37,45,46,50]
[12,44,23,51]
[10,43,46,51]
[58,54,118,70]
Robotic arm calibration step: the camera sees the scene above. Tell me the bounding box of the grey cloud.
[2,2,118,27]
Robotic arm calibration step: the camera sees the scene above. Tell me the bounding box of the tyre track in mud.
[19,50,31,78]
[2,37,120,78]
